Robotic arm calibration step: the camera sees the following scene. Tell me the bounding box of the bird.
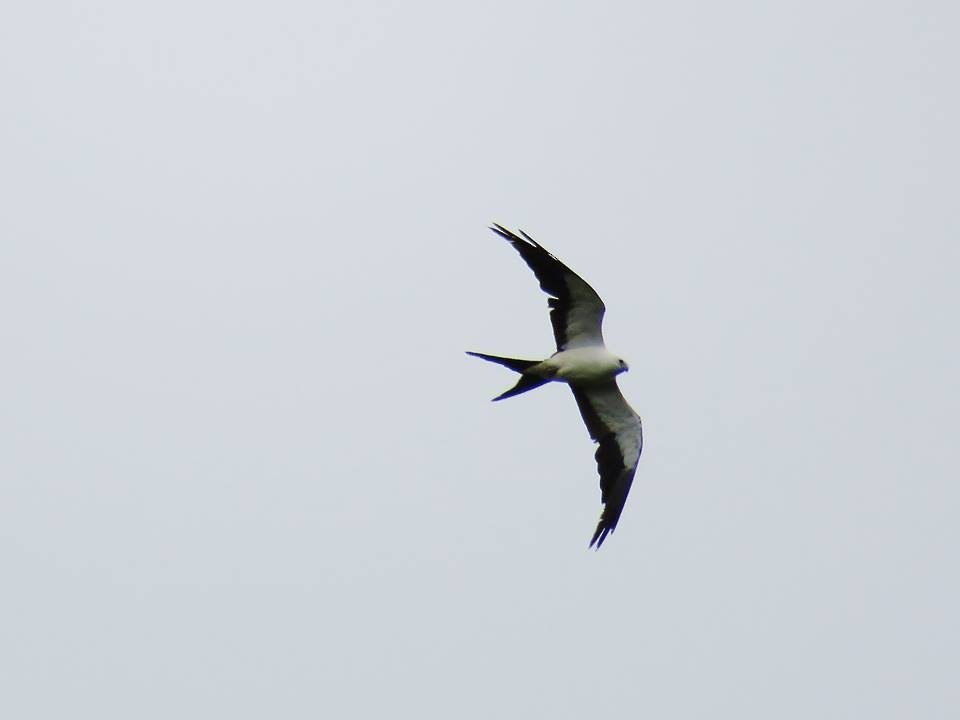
[468,223,643,549]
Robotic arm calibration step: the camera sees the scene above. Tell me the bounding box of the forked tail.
[465,351,538,373]
[465,351,550,401]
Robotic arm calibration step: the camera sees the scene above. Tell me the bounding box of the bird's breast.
[546,347,621,384]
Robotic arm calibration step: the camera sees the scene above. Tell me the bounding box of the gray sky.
[2,1,958,717]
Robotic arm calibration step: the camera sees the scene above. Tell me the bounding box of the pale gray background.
[2,1,958,717]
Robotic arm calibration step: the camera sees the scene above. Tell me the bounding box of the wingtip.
[489,223,538,248]
[589,524,613,550]
[488,222,512,242]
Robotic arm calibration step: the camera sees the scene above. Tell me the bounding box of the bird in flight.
[468,224,644,548]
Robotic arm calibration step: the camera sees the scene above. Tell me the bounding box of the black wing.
[570,381,643,548]
[490,224,606,351]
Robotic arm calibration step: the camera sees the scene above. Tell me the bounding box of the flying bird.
[468,224,643,548]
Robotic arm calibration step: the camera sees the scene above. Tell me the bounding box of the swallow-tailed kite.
[468,224,643,548]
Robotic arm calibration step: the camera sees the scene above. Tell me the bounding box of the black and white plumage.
[468,224,644,548]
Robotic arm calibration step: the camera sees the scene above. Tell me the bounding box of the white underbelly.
[542,347,619,384]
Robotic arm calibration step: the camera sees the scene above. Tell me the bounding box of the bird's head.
[617,358,629,374]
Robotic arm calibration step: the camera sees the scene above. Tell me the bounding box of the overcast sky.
[2,1,958,717]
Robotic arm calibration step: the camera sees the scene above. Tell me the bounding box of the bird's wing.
[570,381,643,548]
[490,224,606,350]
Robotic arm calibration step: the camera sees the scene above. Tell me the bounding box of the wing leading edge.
[489,224,607,351]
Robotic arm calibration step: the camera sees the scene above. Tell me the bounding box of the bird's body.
[535,346,627,384]
[468,224,644,548]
